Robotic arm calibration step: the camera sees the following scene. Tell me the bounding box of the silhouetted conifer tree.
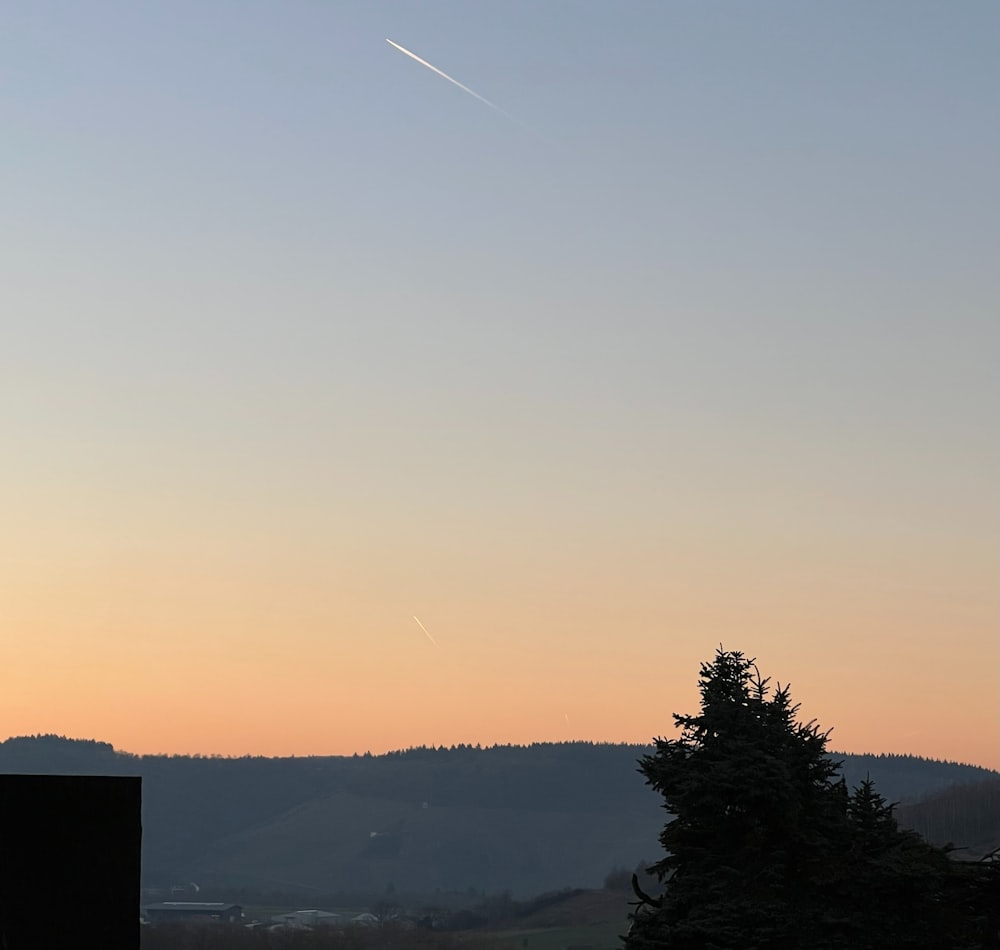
[625,648,995,949]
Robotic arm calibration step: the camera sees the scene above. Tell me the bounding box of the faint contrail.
[386,38,519,124]
[413,615,440,648]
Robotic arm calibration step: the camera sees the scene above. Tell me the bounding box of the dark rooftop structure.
[144,902,243,923]
[0,774,142,949]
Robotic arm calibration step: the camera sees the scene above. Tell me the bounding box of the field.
[495,920,626,950]
[492,889,630,950]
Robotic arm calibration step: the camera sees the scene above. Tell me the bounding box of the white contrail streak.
[413,615,440,648]
[386,38,518,123]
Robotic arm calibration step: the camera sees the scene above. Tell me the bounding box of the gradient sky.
[2,1,997,767]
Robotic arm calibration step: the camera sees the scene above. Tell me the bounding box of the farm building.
[271,909,342,928]
[144,902,243,923]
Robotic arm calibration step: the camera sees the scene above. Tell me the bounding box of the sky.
[1,1,997,768]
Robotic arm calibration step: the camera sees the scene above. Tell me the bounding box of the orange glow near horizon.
[2,494,996,769]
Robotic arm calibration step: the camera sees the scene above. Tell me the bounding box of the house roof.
[144,902,241,912]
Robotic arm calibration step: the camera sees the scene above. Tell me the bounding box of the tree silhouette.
[625,648,997,949]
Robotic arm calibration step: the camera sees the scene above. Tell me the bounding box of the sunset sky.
[2,2,997,768]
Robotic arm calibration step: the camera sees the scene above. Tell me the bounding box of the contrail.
[412,615,440,648]
[386,38,519,124]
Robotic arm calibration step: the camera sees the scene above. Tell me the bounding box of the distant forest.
[1,735,996,899]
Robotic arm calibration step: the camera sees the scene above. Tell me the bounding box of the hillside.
[194,788,660,897]
[1,736,995,897]
[896,775,1000,857]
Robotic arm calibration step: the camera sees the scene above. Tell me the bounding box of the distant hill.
[1,736,995,898]
[896,775,1000,857]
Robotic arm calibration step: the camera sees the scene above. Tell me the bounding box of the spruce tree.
[624,648,992,949]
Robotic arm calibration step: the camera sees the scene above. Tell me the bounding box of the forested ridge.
[1,734,995,897]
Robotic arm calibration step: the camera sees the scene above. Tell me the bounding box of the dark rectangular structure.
[144,901,243,923]
[0,774,142,949]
